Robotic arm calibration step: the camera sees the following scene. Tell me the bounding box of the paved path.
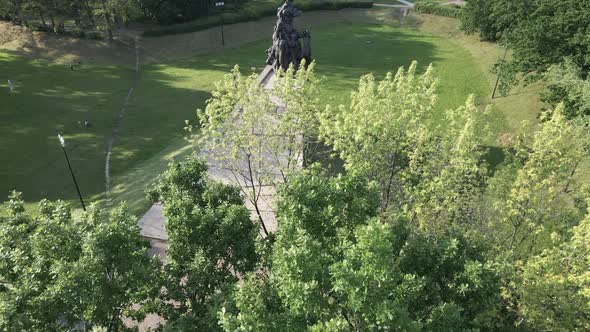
[138,66,288,259]
[396,0,414,7]
[440,0,465,5]
[374,3,410,8]
[373,0,414,9]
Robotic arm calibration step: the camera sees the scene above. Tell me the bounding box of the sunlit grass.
[0,18,500,216]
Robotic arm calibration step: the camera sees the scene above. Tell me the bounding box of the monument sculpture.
[266,0,312,71]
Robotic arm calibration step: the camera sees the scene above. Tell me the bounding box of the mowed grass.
[1,20,492,216]
[0,52,134,203]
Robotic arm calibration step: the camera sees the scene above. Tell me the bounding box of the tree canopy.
[2,61,589,331]
[0,193,159,331]
[462,0,590,116]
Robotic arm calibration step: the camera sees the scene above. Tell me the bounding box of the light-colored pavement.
[396,0,414,7]
[374,3,410,8]
[440,0,465,5]
[137,66,287,260]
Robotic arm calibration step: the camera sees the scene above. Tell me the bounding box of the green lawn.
[0,21,494,216]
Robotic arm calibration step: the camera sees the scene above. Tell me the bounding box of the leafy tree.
[137,0,216,24]
[517,199,590,331]
[485,105,590,258]
[0,192,159,331]
[220,168,502,331]
[461,0,532,42]
[463,0,590,104]
[320,61,491,233]
[147,157,259,330]
[542,59,590,118]
[320,61,438,209]
[191,62,320,235]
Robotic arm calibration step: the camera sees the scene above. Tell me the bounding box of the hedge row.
[143,1,373,37]
[414,1,462,18]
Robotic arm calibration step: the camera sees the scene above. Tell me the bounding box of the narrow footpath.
[104,34,143,203]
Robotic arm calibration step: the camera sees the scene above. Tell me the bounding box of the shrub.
[29,22,52,32]
[66,28,86,38]
[86,31,103,40]
[414,1,462,18]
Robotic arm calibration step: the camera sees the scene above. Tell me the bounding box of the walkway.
[137,66,286,259]
[373,0,413,9]
[105,33,143,203]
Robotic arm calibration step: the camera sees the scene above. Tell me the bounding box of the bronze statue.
[266,0,312,71]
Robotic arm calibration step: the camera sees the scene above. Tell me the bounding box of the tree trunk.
[84,0,95,25]
[39,9,46,26]
[100,0,114,41]
[107,307,120,332]
[49,13,56,30]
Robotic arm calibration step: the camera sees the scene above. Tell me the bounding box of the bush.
[29,22,52,32]
[143,0,373,37]
[86,31,103,40]
[414,1,462,18]
[67,28,86,38]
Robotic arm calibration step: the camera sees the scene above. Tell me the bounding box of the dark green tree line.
[462,0,590,117]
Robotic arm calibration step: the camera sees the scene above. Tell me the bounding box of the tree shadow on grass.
[0,50,211,207]
[482,146,510,177]
[1,22,443,211]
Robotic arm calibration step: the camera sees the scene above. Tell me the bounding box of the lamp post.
[57,133,86,211]
[215,1,225,47]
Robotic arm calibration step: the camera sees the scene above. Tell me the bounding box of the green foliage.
[0,192,159,331]
[517,200,590,331]
[414,1,462,18]
[462,0,590,108]
[485,105,590,258]
[542,59,590,118]
[320,61,491,232]
[193,63,321,234]
[220,168,502,330]
[147,157,259,330]
[460,0,529,42]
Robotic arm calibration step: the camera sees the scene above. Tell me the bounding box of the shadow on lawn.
[1,23,442,209]
[0,50,210,207]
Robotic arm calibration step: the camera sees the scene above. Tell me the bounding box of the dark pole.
[216,2,225,47]
[492,48,509,99]
[58,134,86,211]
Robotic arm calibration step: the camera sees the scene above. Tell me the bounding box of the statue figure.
[266,0,312,71]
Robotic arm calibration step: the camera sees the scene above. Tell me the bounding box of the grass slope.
[0,18,494,216]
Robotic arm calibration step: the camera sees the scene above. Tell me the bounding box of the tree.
[191,62,320,236]
[320,61,438,210]
[461,0,532,43]
[463,0,590,102]
[52,203,161,331]
[147,157,259,330]
[0,192,159,331]
[220,168,502,331]
[542,59,590,118]
[517,198,590,330]
[485,105,590,259]
[320,61,491,233]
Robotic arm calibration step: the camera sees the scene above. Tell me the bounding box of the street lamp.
[215,1,225,47]
[57,133,86,211]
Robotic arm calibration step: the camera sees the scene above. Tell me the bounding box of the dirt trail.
[104,33,143,203]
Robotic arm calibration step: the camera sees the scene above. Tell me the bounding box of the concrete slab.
[137,65,300,257]
[138,203,167,240]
